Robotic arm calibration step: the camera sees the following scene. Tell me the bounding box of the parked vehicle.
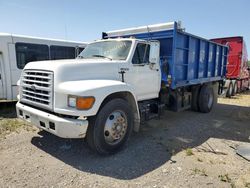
[0,33,86,101]
[211,37,249,97]
[16,22,228,154]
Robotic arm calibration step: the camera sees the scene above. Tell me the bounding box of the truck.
[0,33,87,102]
[211,37,249,97]
[16,22,228,154]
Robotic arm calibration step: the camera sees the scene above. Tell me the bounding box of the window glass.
[16,43,49,69]
[78,41,131,61]
[132,43,150,64]
[76,47,85,56]
[50,45,76,60]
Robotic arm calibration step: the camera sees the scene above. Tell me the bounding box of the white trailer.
[0,33,86,101]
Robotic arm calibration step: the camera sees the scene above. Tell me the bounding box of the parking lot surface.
[0,91,250,188]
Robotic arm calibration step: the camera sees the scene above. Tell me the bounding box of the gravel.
[0,91,250,187]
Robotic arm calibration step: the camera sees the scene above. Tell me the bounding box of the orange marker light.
[76,97,95,110]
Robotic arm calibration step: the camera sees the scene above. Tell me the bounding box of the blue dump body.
[103,22,228,89]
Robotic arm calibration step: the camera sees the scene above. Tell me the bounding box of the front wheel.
[86,98,133,155]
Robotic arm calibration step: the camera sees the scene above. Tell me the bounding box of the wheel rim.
[103,110,128,145]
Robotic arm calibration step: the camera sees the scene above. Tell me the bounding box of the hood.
[23,59,122,82]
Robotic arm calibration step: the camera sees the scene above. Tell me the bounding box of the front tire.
[86,98,133,155]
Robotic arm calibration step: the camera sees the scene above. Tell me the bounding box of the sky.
[0,0,249,58]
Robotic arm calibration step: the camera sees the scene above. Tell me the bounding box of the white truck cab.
[16,38,161,154]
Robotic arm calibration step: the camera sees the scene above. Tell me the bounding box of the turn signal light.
[76,97,95,110]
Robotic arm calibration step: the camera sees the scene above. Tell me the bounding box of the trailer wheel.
[198,85,214,113]
[226,81,233,98]
[232,81,237,96]
[86,98,133,155]
[191,86,200,111]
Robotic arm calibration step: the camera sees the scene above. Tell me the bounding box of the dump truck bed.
[103,22,228,89]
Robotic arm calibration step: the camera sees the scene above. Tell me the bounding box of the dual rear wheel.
[191,84,216,113]
[226,80,237,97]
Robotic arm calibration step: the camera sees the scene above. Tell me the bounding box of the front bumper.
[16,102,89,138]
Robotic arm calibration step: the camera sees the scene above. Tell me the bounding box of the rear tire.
[226,81,233,98]
[86,98,133,155]
[191,86,200,111]
[198,85,214,113]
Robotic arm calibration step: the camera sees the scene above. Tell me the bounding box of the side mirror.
[149,41,160,65]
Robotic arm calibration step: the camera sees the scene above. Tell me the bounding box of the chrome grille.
[20,70,53,110]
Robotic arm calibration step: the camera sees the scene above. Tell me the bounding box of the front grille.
[20,70,53,110]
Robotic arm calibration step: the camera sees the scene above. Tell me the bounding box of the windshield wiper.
[91,55,112,61]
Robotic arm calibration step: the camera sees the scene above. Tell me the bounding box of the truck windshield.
[78,41,132,60]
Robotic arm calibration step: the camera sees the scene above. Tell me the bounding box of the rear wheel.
[226,81,233,98]
[198,85,215,113]
[191,86,200,111]
[86,98,133,155]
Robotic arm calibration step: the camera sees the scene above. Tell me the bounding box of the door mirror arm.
[149,61,157,70]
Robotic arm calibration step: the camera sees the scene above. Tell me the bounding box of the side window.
[50,45,76,60]
[15,43,49,69]
[76,47,85,56]
[132,43,150,65]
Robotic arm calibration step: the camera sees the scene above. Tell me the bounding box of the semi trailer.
[16,22,228,154]
[211,36,249,97]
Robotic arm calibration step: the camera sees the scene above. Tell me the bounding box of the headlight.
[68,95,95,110]
[68,96,77,108]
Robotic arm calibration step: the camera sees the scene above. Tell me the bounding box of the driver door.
[124,42,160,101]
